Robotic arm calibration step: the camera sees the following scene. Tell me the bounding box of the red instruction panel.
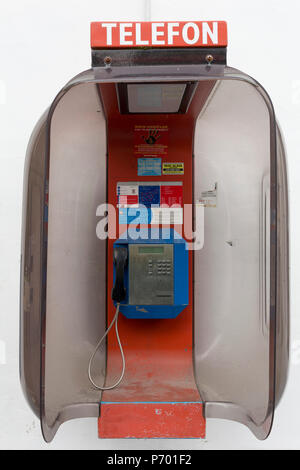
[99,81,205,440]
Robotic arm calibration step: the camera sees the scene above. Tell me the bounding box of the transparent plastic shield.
[193,78,275,438]
[20,111,47,417]
[193,78,288,439]
[275,124,289,408]
[20,65,288,441]
[41,83,108,441]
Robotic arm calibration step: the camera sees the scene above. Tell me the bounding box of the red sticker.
[118,195,139,207]
[161,185,183,207]
[134,125,168,157]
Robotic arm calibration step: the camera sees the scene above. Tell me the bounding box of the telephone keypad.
[149,258,172,276]
[129,244,174,305]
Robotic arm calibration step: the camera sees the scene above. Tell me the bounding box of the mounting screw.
[104,56,112,67]
[205,54,214,64]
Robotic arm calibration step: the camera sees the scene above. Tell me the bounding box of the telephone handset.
[88,246,127,391]
[111,246,128,303]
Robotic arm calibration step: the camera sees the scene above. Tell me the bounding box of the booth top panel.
[91,21,228,49]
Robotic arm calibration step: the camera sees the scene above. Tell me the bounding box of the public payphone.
[20,21,289,442]
[112,230,188,318]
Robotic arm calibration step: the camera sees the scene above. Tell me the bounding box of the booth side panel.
[275,124,289,406]
[193,78,275,437]
[20,114,48,417]
[40,83,107,440]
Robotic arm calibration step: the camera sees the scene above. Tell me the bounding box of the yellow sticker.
[162,162,184,175]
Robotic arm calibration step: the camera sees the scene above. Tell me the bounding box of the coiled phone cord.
[87,303,125,390]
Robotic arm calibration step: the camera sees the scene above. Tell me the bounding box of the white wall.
[0,0,299,450]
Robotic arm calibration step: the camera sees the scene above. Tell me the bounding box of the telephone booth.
[20,21,289,442]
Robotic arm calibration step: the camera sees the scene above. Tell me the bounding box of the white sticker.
[151,207,183,225]
[117,184,138,196]
[199,184,217,208]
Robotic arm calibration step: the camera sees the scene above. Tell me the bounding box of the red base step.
[98,402,205,439]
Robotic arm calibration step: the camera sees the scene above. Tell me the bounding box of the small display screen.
[138,246,164,254]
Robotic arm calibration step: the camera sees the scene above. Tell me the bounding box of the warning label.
[162,162,184,175]
[134,125,168,157]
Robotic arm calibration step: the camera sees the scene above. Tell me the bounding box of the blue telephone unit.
[112,229,189,319]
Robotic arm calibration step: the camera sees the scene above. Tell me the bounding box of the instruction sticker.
[138,158,161,176]
[117,184,139,208]
[134,125,168,157]
[199,184,217,208]
[139,185,160,208]
[118,195,139,208]
[117,184,138,196]
[119,207,150,225]
[117,181,183,225]
[151,207,183,225]
[161,185,183,207]
[162,162,184,175]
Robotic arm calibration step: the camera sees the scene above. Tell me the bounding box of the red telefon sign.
[91,21,227,49]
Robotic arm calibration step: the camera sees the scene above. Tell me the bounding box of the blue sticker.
[138,158,161,176]
[139,185,160,208]
[119,206,152,225]
[119,208,128,225]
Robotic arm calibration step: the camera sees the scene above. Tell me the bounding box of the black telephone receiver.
[111,246,128,302]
